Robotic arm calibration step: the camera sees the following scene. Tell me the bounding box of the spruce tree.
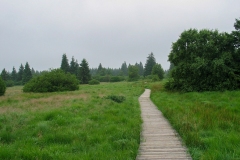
[11,67,18,83]
[69,56,79,76]
[17,64,24,84]
[60,53,69,73]
[22,62,32,84]
[144,52,156,77]
[1,68,10,81]
[78,59,91,84]
[121,61,128,76]
[0,76,6,96]
[139,62,144,76]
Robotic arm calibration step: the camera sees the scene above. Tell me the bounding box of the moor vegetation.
[151,82,240,159]
[0,82,143,159]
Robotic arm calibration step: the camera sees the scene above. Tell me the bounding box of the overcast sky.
[1,0,239,72]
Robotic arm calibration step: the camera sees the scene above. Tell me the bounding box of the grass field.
[151,82,240,160]
[0,82,144,160]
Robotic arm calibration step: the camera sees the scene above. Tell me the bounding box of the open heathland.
[0,82,143,159]
[151,82,240,160]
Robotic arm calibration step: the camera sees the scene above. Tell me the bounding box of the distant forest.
[0,52,165,87]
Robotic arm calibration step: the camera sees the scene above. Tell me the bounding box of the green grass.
[0,82,144,159]
[151,82,240,160]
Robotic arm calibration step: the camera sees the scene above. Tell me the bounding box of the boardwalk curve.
[136,89,191,160]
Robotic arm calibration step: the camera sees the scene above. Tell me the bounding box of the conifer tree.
[121,61,128,76]
[144,52,156,77]
[11,67,18,83]
[60,53,69,73]
[22,62,32,84]
[78,59,91,84]
[151,63,164,80]
[139,62,144,76]
[17,64,24,84]
[69,56,79,76]
[1,68,10,81]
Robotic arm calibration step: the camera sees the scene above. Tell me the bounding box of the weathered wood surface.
[136,89,192,160]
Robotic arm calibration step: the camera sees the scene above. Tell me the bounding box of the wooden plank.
[136,89,192,160]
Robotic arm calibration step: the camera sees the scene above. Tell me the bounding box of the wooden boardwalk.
[136,89,192,160]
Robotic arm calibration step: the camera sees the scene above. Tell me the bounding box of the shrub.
[151,75,160,82]
[5,80,14,87]
[105,95,126,103]
[110,76,124,82]
[23,69,79,92]
[89,79,100,85]
[0,77,6,96]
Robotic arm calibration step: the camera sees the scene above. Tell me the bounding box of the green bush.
[0,77,6,96]
[23,69,79,92]
[110,76,124,82]
[105,95,126,103]
[88,79,100,85]
[151,75,160,82]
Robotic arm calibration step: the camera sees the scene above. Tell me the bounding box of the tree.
[60,53,69,73]
[69,56,79,76]
[0,77,6,96]
[17,64,24,84]
[166,29,237,91]
[78,59,91,84]
[22,62,32,84]
[144,52,156,77]
[151,63,164,80]
[11,67,18,83]
[139,62,144,76]
[1,68,10,81]
[121,61,128,76]
[128,65,139,81]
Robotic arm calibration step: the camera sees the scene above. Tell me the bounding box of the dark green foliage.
[60,53,69,73]
[110,76,124,82]
[121,61,128,76]
[128,65,139,81]
[88,79,100,85]
[17,64,24,85]
[22,62,32,84]
[11,67,17,83]
[23,69,79,92]
[151,75,160,82]
[144,52,156,77]
[151,63,164,80]
[166,28,239,92]
[105,95,126,103]
[138,62,144,76]
[0,77,6,96]
[78,59,91,84]
[1,68,10,81]
[69,56,79,76]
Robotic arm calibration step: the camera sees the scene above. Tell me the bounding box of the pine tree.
[11,67,18,83]
[121,61,128,76]
[69,56,79,76]
[1,68,10,81]
[17,64,24,84]
[78,59,91,84]
[128,65,139,81]
[22,62,32,84]
[144,52,156,77]
[139,62,144,76]
[60,53,69,73]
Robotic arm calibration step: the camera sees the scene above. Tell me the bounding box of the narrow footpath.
[136,89,192,160]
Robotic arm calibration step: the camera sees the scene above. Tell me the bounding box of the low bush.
[110,76,124,82]
[105,95,126,103]
[0,77,6,96]
[88,79,100,85]
[23,69,79,92]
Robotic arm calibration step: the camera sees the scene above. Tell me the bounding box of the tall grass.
[0,82,143,159]
[151,82,240,160]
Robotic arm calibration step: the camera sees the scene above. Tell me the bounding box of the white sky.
[0,0,239,71]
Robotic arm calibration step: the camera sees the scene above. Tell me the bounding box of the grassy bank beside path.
[151,83,240,160]
[0,82,143,159]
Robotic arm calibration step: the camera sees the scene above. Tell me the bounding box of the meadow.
[0,82,144,160]
[151,83,240,160]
